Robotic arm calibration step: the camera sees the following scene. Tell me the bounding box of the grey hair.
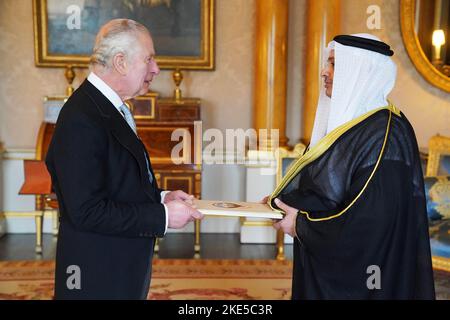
[90,19,149,68]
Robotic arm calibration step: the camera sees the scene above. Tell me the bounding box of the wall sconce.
[431,29,450,76]
[432,29,446,62]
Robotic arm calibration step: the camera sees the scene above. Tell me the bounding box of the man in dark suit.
[46,19,203,299]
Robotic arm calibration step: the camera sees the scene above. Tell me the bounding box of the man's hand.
[166,200,204,229]
[272,198,298,238]
[259,195,270,204]
[163,190,194,205]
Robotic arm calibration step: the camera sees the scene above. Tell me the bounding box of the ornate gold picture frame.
[426,135,450,176]
[33,0,215,70]
[125,92,158,120]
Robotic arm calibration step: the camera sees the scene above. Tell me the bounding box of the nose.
[151,59,160,75]
[321,66,329,78]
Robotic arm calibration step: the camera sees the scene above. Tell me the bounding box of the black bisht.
[270,106,435,299]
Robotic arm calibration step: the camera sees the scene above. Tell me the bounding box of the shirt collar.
[87,72,124,111]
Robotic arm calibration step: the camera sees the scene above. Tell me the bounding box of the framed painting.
[33,0,214,70]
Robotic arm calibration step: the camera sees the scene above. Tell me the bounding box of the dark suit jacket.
[46,80,166,299]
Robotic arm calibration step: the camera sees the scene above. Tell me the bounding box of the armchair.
[424,135,450,272]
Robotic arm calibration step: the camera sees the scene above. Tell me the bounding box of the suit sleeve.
[46,111,166,238]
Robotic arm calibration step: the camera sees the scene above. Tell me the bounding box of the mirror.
[415,0,449,73]
[400,0,450,92]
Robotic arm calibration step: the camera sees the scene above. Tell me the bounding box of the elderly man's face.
[125,32,160,98]
[321,49,334,98]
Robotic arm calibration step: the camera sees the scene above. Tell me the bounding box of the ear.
[112,52,127,75]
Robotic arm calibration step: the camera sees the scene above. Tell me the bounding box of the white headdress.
[309,33,397,147]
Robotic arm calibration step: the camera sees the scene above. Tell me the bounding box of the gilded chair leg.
[52,210,59,236]
[154,238,160,253]
[194,219,201,259]
[276,229,285,261]
[35,211,44,254]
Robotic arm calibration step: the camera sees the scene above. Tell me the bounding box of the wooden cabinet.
[130,95,202,199]
[129,94,203,256]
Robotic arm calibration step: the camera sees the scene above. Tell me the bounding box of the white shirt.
[87,72,169,235]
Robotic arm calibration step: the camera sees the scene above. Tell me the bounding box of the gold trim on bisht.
[268,104,401,221]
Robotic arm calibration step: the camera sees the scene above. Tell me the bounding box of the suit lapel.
[79,80,157,201]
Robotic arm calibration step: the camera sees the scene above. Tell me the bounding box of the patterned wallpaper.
[0,0,448,150]
[0,0,256,149]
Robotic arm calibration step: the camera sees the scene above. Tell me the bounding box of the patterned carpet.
[0,259,292,300]
[0,259,448,300]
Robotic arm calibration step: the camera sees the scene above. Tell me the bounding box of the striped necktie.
[119,104,137,134]
[119,104,153,183]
